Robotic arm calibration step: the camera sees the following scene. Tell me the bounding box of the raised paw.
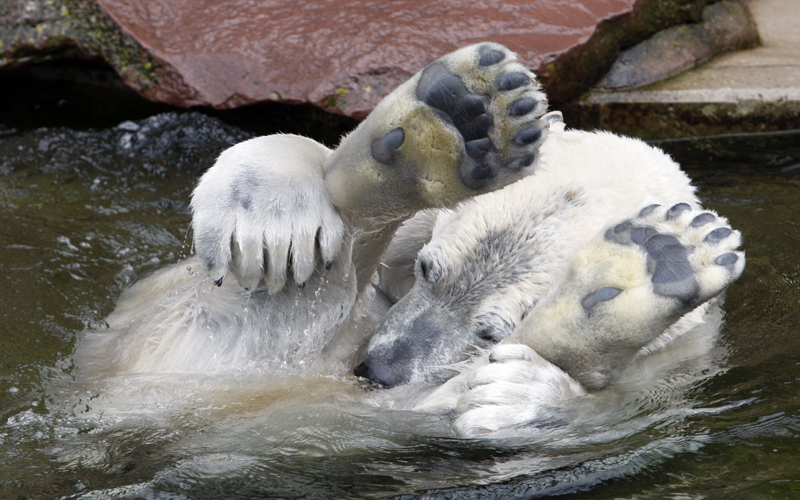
[191,135,344,292]
[453,344,584,436]
[323,43,556,218]
[521,203,745,391]
[415,43,555,190]
[603,202,745,305]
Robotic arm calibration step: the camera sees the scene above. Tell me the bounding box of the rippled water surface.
[1,116,799,499]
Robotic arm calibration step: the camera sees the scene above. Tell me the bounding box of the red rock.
[1,0,721,119]
[94,0,640,118]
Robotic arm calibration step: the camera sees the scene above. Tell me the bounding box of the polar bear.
[355,124,744,434]
[75,43,744,439]
[75,42,553,376]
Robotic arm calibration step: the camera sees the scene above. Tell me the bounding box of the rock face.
[2,0,738,118]
[595,0,759,91]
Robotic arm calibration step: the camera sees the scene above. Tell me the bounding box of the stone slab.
[1,0,717,119]
[564,0,800,138]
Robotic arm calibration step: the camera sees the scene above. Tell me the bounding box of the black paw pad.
[459,113,493,142]
[505,155,535,172]
[416,63,494,143]
[465,137,495,159]
[478,45,506,66]
[630,226,657,245]
[417,63,468,116]
[509,98,538,117]
[690,213,716,227]
[639,204,660,217]
[645,235,698,301]
[715,253,738,266]
[498,72,530,91]
[605,218,700,302]
[470,165,493,181]
[705,227,732,244]
[513,127,543,146]
[371,127,405,164]
[582,287,623,312]
[460,94,487,119]
[666,203,691,220]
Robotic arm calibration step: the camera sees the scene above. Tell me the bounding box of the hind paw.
[523,203,745,390]
[603,202,744,305]
[412,43,555,188]
[329,43,556,210]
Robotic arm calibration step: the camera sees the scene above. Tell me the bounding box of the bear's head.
[354,190,550,387]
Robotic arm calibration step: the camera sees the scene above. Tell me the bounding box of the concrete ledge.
[583,87,800,103]
[562,91,800,139]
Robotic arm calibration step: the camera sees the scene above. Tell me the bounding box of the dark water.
[1,114,799,499]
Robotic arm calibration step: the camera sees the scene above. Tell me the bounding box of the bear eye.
[419,259,431,281]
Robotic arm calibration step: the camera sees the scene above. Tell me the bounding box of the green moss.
[1,0,159,90]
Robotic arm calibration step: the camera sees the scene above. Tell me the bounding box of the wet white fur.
[401,124,743,434]
[75,123,743,437]
[192,135,343,292]
[74,47,743,437]
[76,43,549,378]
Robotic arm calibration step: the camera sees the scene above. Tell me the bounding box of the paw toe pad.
[478,45,506,66]
[371,127,405,164]
[498,72,530,91]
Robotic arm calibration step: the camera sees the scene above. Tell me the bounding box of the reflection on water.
[1,117,799,499]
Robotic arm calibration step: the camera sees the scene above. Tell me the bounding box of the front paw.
[453,344,585,436]
[191,135,345,292]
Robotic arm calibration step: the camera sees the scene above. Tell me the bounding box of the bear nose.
[353,361,371,379]
[353,359,401,388]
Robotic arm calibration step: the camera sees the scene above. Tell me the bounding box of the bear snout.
[354,357,406,388]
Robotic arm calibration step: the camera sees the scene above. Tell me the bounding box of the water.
[1,115,799,499]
